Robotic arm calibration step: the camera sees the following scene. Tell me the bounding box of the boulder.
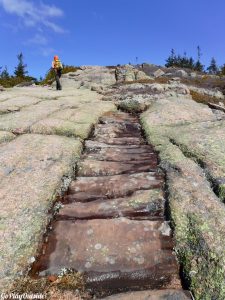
[135,70,152,80]
[190,72,197,78]
[118,97,151,113]
[175,70,188,77]
[149,83,165,93]
[153,69,165,78]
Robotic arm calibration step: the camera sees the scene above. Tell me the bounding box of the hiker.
[52,55,63,90]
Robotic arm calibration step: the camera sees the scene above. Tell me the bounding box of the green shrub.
[0,76,36,88]
[41,65,80,85]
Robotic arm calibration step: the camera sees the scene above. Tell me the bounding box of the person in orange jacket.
[52,55,63,90]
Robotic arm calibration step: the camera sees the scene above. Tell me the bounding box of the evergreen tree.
[165,49,196,70]
[195,46,204,72]
[188,57,195,69]
[197,46,202,62]
[14,52,28,78]
[1,66,10,79]
[165,49,176,67]
[220,64,225,76]
[207,57,219,74]
[194,60,204,72]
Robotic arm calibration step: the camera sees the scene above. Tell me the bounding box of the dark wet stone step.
[84,146,157,162]
[66,173,164,202]
[99,112,139,124]
[94,136,143,145]
[85,140,144,150]
[58,190,165,220]
[77,160,158,176]
[84,153,156,163]
[100,289,191,300]
[85,144,154,155]
[32,219,180,292]
[94,123,141,138]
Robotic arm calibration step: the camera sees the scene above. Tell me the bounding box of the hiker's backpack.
[54,59,63,71]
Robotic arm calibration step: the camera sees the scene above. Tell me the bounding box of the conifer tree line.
[165,46,225,75]
[0,52,36,87]
[0,52,79,87]
[0,52,31,79]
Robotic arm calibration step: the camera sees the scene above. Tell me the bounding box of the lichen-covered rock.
[0,131,15,144]
[140,98,225,299]
[142,96,216,127]
[0,134,82,292]
[63,66,116,87]
[115,65,151,82]
[175,70,188,77]
[153,69,165,78]
[189,85,224,100]
[118,97,151,112]
[0,96,43,114]
[135,70,151,80]
[30,118,93,139]
[0,84,116,291]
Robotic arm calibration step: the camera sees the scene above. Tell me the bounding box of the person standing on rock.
[52,55,63,90]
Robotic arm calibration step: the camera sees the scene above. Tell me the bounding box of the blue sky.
[0,0,225,78]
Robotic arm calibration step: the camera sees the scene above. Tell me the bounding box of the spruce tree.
[195,46,204,72]
[207,57,219,75]
[14,52,28,78]
[195,60,204,72]
[220,64,225,76]
[1,66,10,79]
[165,49,176,67]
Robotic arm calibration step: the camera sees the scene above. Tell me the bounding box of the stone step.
[94,136,143,145]
[66,173,164,202]
[99,113,138,124]
[84,153,156,163]
[59,190,165,220]
[77,160,158,176]
[32,219,180,292]
[94,123,141,138]
[85,144,154,156]
[85,140,143,150]
[100,289,191,300]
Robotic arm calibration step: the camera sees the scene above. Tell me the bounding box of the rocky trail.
[30,111,191,299]
[1,64,225,299]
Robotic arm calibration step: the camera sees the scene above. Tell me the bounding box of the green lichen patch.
[30,118,93,139]
[141,101,225,299]
[0,131,16,144]
[128,189,164,209]
[0,134,83,292]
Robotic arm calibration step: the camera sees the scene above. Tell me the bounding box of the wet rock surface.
[31,111,190,298]
[100,289,191,300]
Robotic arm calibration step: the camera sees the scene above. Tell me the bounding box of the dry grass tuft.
[10,272,87,299]
[190,90,225,106]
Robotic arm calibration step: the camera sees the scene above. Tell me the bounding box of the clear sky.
[0,0,225,78]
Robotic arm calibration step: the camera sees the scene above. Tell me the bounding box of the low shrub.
[190,90,225,106]
[0,76,37,88]
[41,65,80,85]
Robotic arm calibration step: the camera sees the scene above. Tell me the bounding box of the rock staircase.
[31,111,191,299]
